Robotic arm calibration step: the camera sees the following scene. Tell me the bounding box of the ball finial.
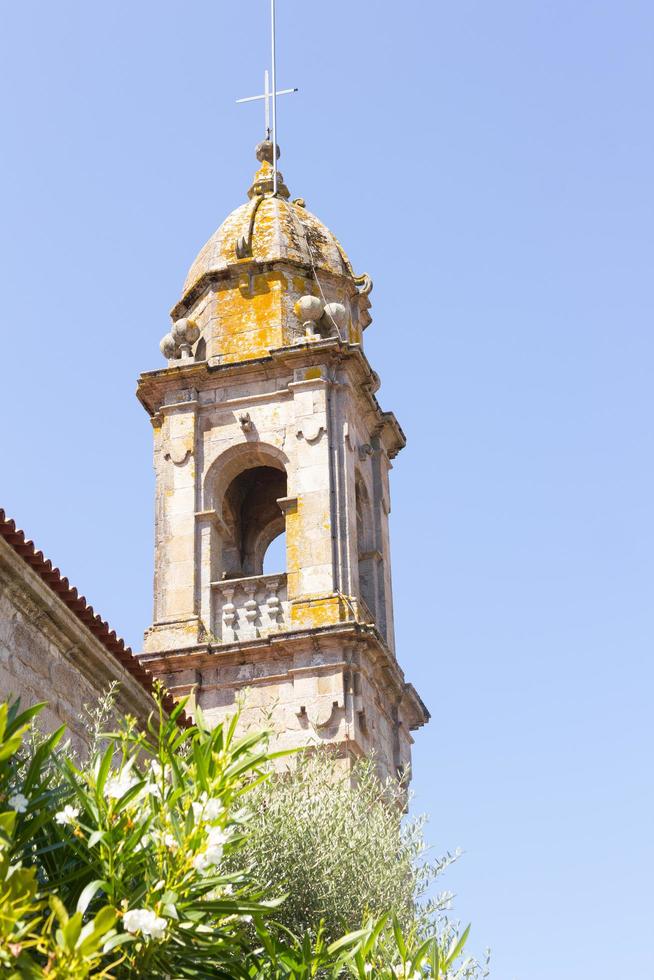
[256,140,280,164]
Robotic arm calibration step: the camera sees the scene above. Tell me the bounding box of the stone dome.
[181,142,354,300]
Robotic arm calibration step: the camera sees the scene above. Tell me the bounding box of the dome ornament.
[245,141,290,201]
[294,295,324,340]
[159,319,200,362]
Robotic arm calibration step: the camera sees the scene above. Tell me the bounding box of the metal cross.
[235,0,297,195]
[236,70,297,143]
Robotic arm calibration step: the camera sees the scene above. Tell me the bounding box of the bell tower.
[137,143,428,781]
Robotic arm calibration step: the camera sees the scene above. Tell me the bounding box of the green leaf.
[62,910,83,949]
[0,732,25,761]
[102,931,139,953]
[430,941,441,978]
[0,809,17,839]
[6,701,46,736]
[49,894,69,925]
[95,743,115,797]
[327,928,368,955]
[94,904,117,932]
[76,878,109,915]
[393,915,407,962]
[444,924,471,968]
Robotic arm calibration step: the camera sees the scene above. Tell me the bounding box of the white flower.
[123,908,167,940]
[192,850,211,871]
[392,967,421,980]
[151,760,164,780]
[192,845,222,871]
[206,846,223,865]
[191,792,224,823]
[205,883,233,900]
[134,833,151,853]
[8,793,28,814]
[207,826,228,847]
[105,771,139,799]
[163,832,178,850]
[203,797,223,821]
[193,826,229,871]
[55,805,79,825]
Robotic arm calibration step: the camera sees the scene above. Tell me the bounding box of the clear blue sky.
[1,2,652,977]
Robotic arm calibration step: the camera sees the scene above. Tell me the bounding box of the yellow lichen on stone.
[289,594,351,628]
[214,270,290,363]
[283,495,301,598]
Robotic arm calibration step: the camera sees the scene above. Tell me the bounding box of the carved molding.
[164,446,192,466]
[297,698,343,729]
[296,420,325,444]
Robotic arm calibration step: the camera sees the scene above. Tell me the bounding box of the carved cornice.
[136,340,405,458]
[137,620,429,731]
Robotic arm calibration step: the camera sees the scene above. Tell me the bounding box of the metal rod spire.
[264,70,270,139]
[270,0,278,195]
[235,3,296,175]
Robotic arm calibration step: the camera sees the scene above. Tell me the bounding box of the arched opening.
[263,529,287,574]
[221,465,287,578]
[355,475,377,620]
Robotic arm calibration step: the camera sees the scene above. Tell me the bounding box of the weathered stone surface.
[0,537,157,756]
[137,145,429,785]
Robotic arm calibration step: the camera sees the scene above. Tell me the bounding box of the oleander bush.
[0,690,485,978]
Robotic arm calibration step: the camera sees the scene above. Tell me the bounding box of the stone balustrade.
[210,573,288,643]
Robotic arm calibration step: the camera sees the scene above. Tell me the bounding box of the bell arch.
[203,442,289,512]
[203,443,290,579]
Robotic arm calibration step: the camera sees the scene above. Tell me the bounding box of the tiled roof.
[0,508,182,722]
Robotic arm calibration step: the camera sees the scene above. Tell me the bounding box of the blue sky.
[1,2,652,977]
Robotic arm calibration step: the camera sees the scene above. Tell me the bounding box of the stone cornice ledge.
[136,341,406,458]
[137,622,429,730]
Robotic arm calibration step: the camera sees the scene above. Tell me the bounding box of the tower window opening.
[221,464,287,578]
[263,530,287,574]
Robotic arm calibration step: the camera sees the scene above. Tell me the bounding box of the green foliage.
[232,750,462,945]
[0,693,484,978]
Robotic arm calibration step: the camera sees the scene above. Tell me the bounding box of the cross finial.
[236,0,297,195]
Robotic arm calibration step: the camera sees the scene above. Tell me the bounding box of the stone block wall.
[0,533,158,756]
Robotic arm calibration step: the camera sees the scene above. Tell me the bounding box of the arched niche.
[203,443,289,579]
[355,472,377,620]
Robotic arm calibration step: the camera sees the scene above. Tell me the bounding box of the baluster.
[222,586,237,641]
[266,576,282,628]
[243,581,258,634]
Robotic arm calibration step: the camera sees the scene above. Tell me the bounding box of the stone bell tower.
[137,142,428,781]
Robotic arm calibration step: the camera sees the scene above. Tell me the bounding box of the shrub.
[230,749,484,965]
[0,692,483,978]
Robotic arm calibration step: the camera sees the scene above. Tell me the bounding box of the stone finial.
[255,140,280,164]
[322,302,348,333]
[248,142,290,200]
[294,295,324,339]
[160,318,200,362]
[160,333,176,359]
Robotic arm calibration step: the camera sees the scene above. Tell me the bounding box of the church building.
[1,140,428,782]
